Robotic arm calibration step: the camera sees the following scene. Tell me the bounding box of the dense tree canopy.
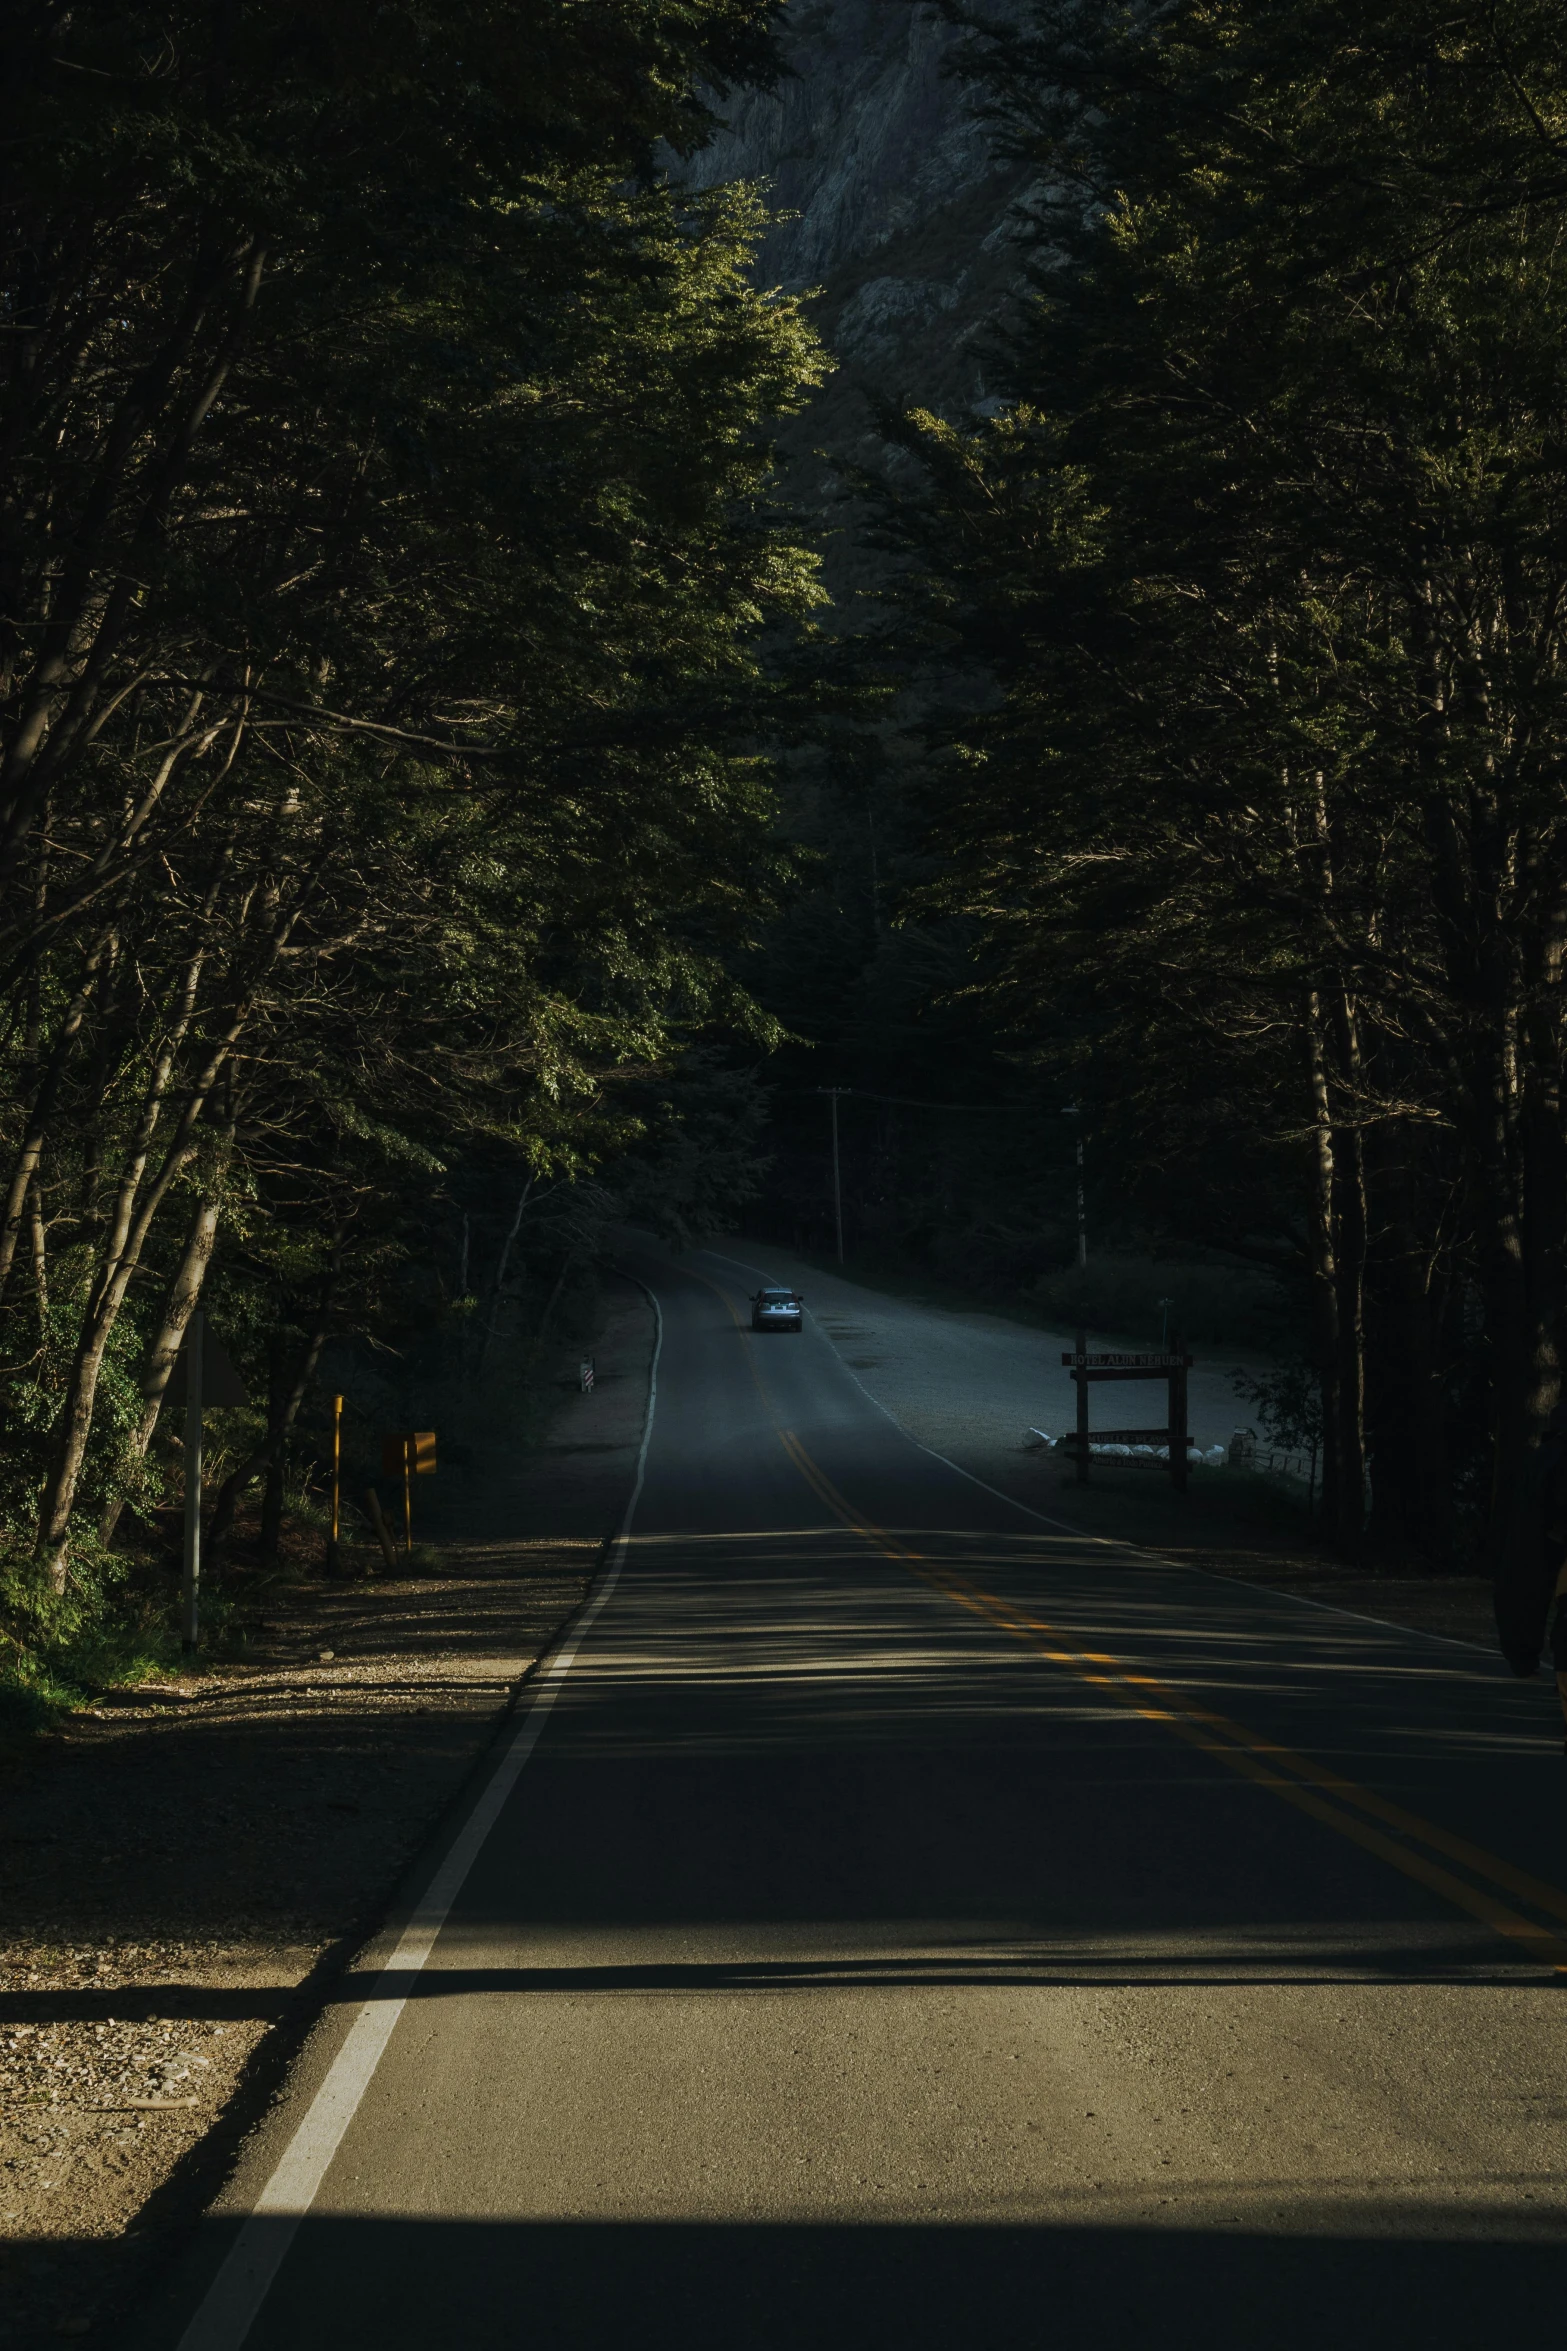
[864,0,1567,1567]
[0,1,823,1594]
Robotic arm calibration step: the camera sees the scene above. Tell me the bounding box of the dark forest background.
[6,0,1567,1718]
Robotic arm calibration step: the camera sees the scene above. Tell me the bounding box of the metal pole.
[1074,1323,1090,1485]
[331,1394,342,1541]
[830,1090,844,1265]
[1170,1333,1189,1495]
[1076,1132,1087,1268]
[403,1441,413,1555]
[182,1308,204,1654]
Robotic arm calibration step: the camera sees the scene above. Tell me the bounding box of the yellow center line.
[776,1427,1567,1976]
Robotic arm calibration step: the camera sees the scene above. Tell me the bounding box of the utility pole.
[328,1392,343,1575]
[816,1088,848,1264]
[1076,1131,1087,1268]
[182,1308,204,1655]
[1064,1105,1087,1267]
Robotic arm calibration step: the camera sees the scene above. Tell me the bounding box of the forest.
[4,0,1567,1719]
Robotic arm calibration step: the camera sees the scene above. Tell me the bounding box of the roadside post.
[1063,1335,1195,1492]
[1074,1324,1090,1484]
[170,1311,249,1655]
[327,1392,343,1574]
[1063,1105,1087,1267]
[381,1430,437,1555]
[812,1087,848,1265]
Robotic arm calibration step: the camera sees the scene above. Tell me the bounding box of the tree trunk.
[0,942,108,1302]
[100,1188,224,1546]
[1327,989,1368,1551]
[259,1451,286,1565]
[1365,1121,1454,1564]
[1305,994,1344,1538]
[1469,1032,1542,1573]
[477,1178,532,1375]
[31,901,296,1585]
[259,1332,289,1563]
[205,1313,331,1561]
[27,1174,48,1340]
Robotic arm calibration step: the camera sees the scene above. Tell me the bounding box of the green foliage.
[1232,1360,1324,1460]
[0,2,826,1623]
[0,1542,173,1742]
[610,1055,775,1247]
[860,0,1567,1560]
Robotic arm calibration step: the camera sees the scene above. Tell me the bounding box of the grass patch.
[0,1559,177,1746]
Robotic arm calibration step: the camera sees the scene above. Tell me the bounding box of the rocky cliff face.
[690,0,1027,553]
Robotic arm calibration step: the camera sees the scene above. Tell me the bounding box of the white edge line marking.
[175,1283,664,2351]
[693,1248,1496,1662]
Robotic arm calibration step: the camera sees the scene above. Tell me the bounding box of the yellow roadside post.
[411,1431,436,1554]
[381,1431,437,1558]
[327,1393,343,1572]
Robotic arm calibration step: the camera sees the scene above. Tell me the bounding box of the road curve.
[144,1240,1567,2351]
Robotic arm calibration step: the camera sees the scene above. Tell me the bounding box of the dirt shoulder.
[0,1272,653,2349]
[709,1241,1497,1656]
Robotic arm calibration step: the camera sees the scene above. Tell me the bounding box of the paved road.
[149,1243,1567,2351]
[720,1239,1262,1456]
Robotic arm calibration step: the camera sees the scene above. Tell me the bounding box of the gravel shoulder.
[0,1274,653,2348]
[696,1242,1497,1654]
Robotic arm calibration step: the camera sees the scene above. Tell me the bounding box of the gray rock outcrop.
[688,0,1030,571]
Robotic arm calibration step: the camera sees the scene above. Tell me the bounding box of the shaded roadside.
[696,1243,1495,1655]
[0,1274,653,2348]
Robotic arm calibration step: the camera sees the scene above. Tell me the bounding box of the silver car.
[750,1286,803,1332]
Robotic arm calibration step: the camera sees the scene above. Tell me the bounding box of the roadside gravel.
[0,1275,653,2350]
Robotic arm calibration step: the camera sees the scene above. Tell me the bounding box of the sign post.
[328,1392,343,1572]
[381,1431,437,1556]
[1061,1338,1195,1491]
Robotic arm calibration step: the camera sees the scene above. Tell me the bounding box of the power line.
[800,1086,1049,1115]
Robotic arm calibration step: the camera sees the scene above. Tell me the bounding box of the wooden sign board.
[382,1431,437,1475]
[1067,1326,1190,1493]
[1065,1427,1172,1447]
[1062,1351,1191,1370]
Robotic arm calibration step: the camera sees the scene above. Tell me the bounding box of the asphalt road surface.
[146,1242,1567,2351]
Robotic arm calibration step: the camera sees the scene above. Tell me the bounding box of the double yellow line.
[778,1428,1567,1975]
